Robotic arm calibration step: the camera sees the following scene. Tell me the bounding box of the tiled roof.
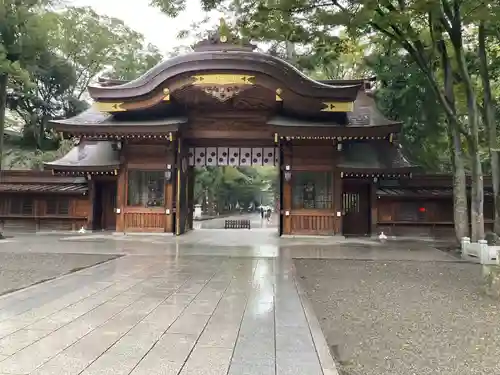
[50,107,188,127]
[0,183,88,194]
[44,141,119,171]
[338,141,413,170]
[347,91,399,127]
[377,187,493,197]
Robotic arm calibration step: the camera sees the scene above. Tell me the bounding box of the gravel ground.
[0,252,120,295]
[295,259,500,375]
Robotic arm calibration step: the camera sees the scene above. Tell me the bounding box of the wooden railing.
[290,211,335,235]
[0,215,87,231]
[224,219,251,229]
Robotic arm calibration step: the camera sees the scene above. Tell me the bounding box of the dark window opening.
[10,198,34,215]
[127,170,165,207]
[46,198,70,215]
[292,171,333,209]
[395,201,427,221]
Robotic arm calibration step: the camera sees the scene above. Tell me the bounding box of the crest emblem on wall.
[191,74,255,102]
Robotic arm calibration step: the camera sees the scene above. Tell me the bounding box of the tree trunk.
[0,74,7,239]
[0,73,8,171]
[207,192,215,216]
[453,56,484,240]
[469,138,484,241]
[202,189,208,213]
[437,27,469,240]
[478,21,500,234]
[448,6,484,241]
[285,41,296,64]
[448,126,469,240]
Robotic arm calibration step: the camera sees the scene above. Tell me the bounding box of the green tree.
[0,0,55,239]
[477,20,500,234]
[46,7,161,99]
[104,42,163,81]
[7,50,80,150]
[0,0,53,169]
[194,166,278,215]
[367,47,450,172]
[5,6,162,163]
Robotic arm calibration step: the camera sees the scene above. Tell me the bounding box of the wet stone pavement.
[0,252,120,296]
[0,229,468,375]
[0,230,335,375]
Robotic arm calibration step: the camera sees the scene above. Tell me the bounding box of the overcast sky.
[69,0,221,54]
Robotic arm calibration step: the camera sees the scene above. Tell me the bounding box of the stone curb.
[293,275,339,375]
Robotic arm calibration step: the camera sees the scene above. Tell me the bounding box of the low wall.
[461,237,499,265]
[377,224,455,239]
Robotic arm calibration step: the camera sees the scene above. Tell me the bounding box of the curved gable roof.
[88,50,361,102]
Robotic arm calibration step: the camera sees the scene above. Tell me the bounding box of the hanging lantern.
[164,164,173,182]
[284,165,292,182]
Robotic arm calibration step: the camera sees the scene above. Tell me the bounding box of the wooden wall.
[0,193,90,232]
[116,141,175,233]
[376,195,494,238]
[282,142,341,236]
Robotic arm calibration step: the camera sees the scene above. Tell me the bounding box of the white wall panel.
[240,148,252,166]
[188,148,195,166]
[217,147,229,166]
[206,147,217,166]
[229,147,240,166]
[252,148,263,166]
[194,147,206,167]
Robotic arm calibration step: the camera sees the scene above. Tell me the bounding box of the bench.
[224,219,251,229]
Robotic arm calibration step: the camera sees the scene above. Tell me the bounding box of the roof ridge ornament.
[193,17,256,52]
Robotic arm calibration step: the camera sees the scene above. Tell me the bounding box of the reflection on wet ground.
[194,213,278,230]
[0,229,458,375]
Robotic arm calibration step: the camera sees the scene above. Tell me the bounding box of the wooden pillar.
[187,166,195,230]
[370,181,378,235]
[333,171,342,235]
[183,162,190,233]
[116,168,126,232]
[282,143,292,235]
[87,179,95,230]
[175,137,181,236]
[164,146,175,233]
[34,196,40,232]
[175,136,189,236]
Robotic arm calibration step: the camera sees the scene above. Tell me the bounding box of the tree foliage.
[0,0,54,169]
[45,7,163,98]
[366,47,451,172]
[1,4,165,169]
[194,166,278,214]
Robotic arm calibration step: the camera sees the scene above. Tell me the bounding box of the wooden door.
[342,182,370,236]
[101,182,117,230]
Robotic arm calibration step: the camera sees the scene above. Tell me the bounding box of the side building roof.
[44,140,121,175]
[0,170,88,194]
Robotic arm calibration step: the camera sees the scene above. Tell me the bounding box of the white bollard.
[479,240,489,264]
[461,237,471,258]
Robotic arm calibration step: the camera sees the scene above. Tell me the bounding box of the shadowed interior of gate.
[181,146,280,233]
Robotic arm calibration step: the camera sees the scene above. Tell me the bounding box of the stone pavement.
[0,252,119,296]
[194,213,278,230]
[0,231,347,375]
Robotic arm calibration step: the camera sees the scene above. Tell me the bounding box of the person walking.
[266,208,272,223]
